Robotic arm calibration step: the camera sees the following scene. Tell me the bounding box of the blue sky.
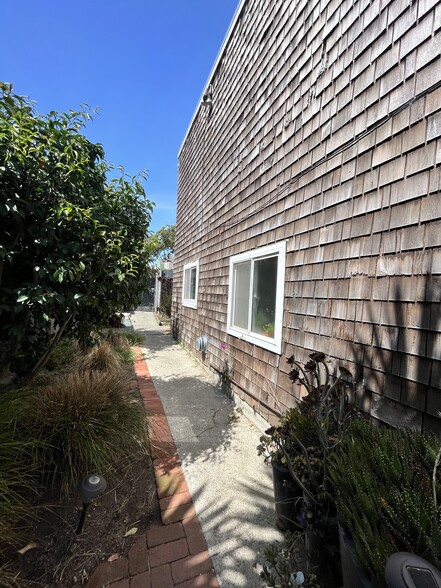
[2,0,238,232]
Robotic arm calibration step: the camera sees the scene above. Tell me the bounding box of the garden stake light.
[76,474,107,535]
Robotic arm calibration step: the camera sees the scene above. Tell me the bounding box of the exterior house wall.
[174,0,441,432]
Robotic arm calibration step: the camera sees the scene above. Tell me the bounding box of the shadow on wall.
[171,314,180,341]
[351,275,441,433]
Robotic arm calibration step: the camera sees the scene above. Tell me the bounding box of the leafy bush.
[331,419,441,587]
[27,370,149,493]
[0,83,154,378]
[161,292,172,318]
[45,338,79,371]
[260,531,320,588]
[124,332,144,346]
[258,352,358,584]
[115,347,136,365]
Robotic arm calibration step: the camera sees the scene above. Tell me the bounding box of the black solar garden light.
[386,552,441,588]
[76,474,107,535]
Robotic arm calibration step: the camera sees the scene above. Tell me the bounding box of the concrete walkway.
[131,310,282,588]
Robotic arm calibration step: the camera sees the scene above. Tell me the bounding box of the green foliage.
[45,338,79,371]
[331,420,441,587]
[259,353,357,509]
[260,532,320,588]
[115,346,136,365]
[124,332,144,346]
[160,291,172,318]
[147,224,175,261]
[0,83,154,377]
[258,352,357,583]
[26,370,149,493]
[0,390,39,555]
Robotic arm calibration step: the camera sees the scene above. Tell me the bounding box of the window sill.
[182,299,197,309]
[227,326,281,354]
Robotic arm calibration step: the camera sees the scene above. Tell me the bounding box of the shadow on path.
[130,310,282,587]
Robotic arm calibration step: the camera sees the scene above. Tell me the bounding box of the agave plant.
[331,419,441,587]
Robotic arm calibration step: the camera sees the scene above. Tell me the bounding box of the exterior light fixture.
[202,85,213,113]
[386,552,441,587]
[76,473,107,535]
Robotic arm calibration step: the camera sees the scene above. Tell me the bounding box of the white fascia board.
[178,0,247,158]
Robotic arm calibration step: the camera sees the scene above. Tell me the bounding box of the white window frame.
[227,242,286,354]
[182,260,199,309]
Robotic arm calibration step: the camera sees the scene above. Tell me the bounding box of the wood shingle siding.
[174,0,441,431]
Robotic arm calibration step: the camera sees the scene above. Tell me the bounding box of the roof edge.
[178,0,247,158]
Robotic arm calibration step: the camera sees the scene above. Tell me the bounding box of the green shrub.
[115,346,136,365]
[331,419,441,587]
[124,332,144,346]
[28,370,149,493]
[260,531,320,588]
[45,338,79,371]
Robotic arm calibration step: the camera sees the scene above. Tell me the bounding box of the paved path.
[87,310,281,588]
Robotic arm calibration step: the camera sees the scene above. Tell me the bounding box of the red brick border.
[86,348,219,588]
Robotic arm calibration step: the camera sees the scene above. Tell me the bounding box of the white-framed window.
[227,242,286,354]
[182,260,199,309]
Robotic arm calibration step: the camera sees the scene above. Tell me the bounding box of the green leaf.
[16,295,28,303]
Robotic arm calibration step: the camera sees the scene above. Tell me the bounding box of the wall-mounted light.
[202,85,213,113]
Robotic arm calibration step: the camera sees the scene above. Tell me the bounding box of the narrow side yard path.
[130,310,282,588]
[86,348,219,588]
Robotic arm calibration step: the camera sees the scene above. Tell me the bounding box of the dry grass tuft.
[77,341,122,373]
[30,370,149,493]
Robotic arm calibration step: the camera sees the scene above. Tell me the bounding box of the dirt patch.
[5,455,161,587]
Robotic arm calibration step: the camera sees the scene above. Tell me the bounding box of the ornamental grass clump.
[29,370,149,494]
[77,341,122,373]
[0,390,39,559]
[330,419,441,587]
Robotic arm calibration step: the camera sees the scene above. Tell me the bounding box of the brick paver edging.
[86,348,220,588]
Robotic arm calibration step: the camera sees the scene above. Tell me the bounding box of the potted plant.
[258,351,357,566]
[330,419,441,588]
[258,407,315,531]
[260,531,321,588]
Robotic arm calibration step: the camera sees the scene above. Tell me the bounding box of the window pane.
[184,268,190,299]
[251,256,277,337]
[189,267,196,299]
[184,267,197,300]
[232,261,251,329]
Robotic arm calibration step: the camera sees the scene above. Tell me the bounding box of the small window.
[227,242,286,354]
[182,260,199,308]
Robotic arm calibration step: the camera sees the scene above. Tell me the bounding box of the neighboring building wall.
[174,0,441,431]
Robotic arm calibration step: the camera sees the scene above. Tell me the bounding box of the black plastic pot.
[271,461,303,531]
[338,524,374,588]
